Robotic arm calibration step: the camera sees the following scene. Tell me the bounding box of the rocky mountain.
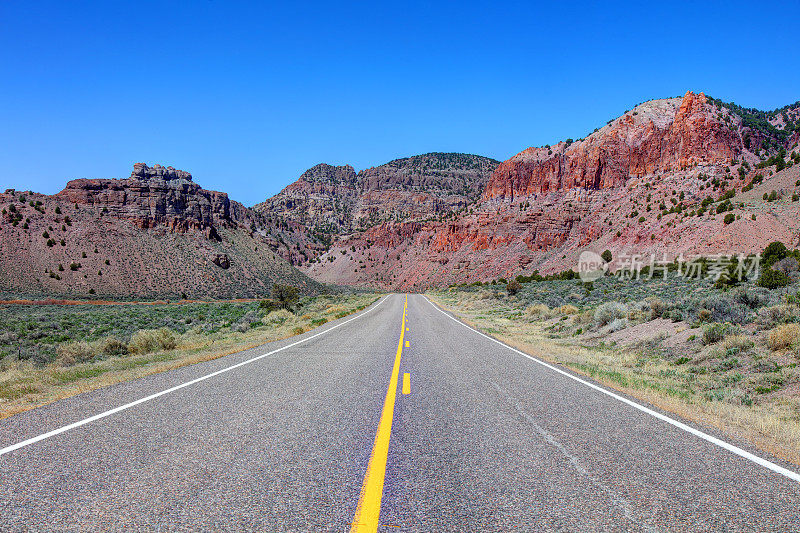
[56,163,256,240]
[252,153,499,265]
[297,92,800,289]
[0,164,318,299]
[5,92,799,296]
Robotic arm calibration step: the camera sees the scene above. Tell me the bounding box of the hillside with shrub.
[429,240,800,463]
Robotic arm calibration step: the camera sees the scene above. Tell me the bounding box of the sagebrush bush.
[697,295,750,324]
[263,309,294,326]
[721,334,755,354]
[767,324,800,351]
[56,341,94,366]
[649,299,666,319]
[733,287,770,309]
[325,305,347,316]
[574,310,595,325]
[558,304,578,315]
[756,305,792,327]
[128,328,177,354]
[232,323,250,333]
[594,302,627,326]
[607,318,629,332]
[525,304,549,318]
[702,322,739,345]
[627,308,644,321]
[95,336,128,356]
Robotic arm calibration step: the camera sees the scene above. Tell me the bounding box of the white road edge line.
[0,295,390,457]
[422,295,800,483]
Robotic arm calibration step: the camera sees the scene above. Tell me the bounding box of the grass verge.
[427,290,800,467]
[0,293,379,419]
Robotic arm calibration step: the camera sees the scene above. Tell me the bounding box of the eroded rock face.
[253,153,500,264]
[483,92,739,201]
[130,163,193,181]
[0,187,320,299]
[56,163,253,236]
[299,92,800,290]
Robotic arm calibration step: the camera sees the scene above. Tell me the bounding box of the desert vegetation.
[429,241,800,464]
[0,288,379,418]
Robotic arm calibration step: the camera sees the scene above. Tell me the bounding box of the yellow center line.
[350,295,407,532]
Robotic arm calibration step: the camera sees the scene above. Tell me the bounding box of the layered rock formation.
[56,163,254,237]
[297,92,800,289]
[253,153,499,264]
[484,92,740,201]
[4,91,799,296]
[0,165,318,298]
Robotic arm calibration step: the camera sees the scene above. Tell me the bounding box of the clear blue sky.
[2,1,798,206]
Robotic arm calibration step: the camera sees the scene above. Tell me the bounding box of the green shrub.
[595,302,627,326]
[272,284,300,311]
[259,299,283,313]
[702,322,739,345]
[762,241,788,268]
[723,213,735,225]
[95,336,128,356]
[757,268,790,289]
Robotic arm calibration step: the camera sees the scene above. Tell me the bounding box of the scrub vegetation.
[0,289,379,418]
[429,241,800,465]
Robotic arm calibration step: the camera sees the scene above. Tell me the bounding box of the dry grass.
[525,304,550,318]
[721,334,755,353]
[428,290,800,466]
[558,304,579,315]
[324,304,348,316]
[0,294,379,419]
[128,328,177,355]
[767,324,800,351]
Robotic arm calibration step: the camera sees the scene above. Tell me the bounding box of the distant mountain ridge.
[295,92,800,289]
[3,92,800,296]
[252,153,499,265]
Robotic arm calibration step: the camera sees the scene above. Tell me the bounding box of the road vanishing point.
[1,294,799,531]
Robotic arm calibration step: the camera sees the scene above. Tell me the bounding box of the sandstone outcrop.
[483,92,740,201]
[56,163,254,237]
[253,153,499,264]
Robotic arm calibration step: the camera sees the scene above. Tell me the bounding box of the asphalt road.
[1,293,799,531]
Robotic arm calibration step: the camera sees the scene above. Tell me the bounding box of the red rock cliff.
[483,92,740,201]
[56,163,252,236]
